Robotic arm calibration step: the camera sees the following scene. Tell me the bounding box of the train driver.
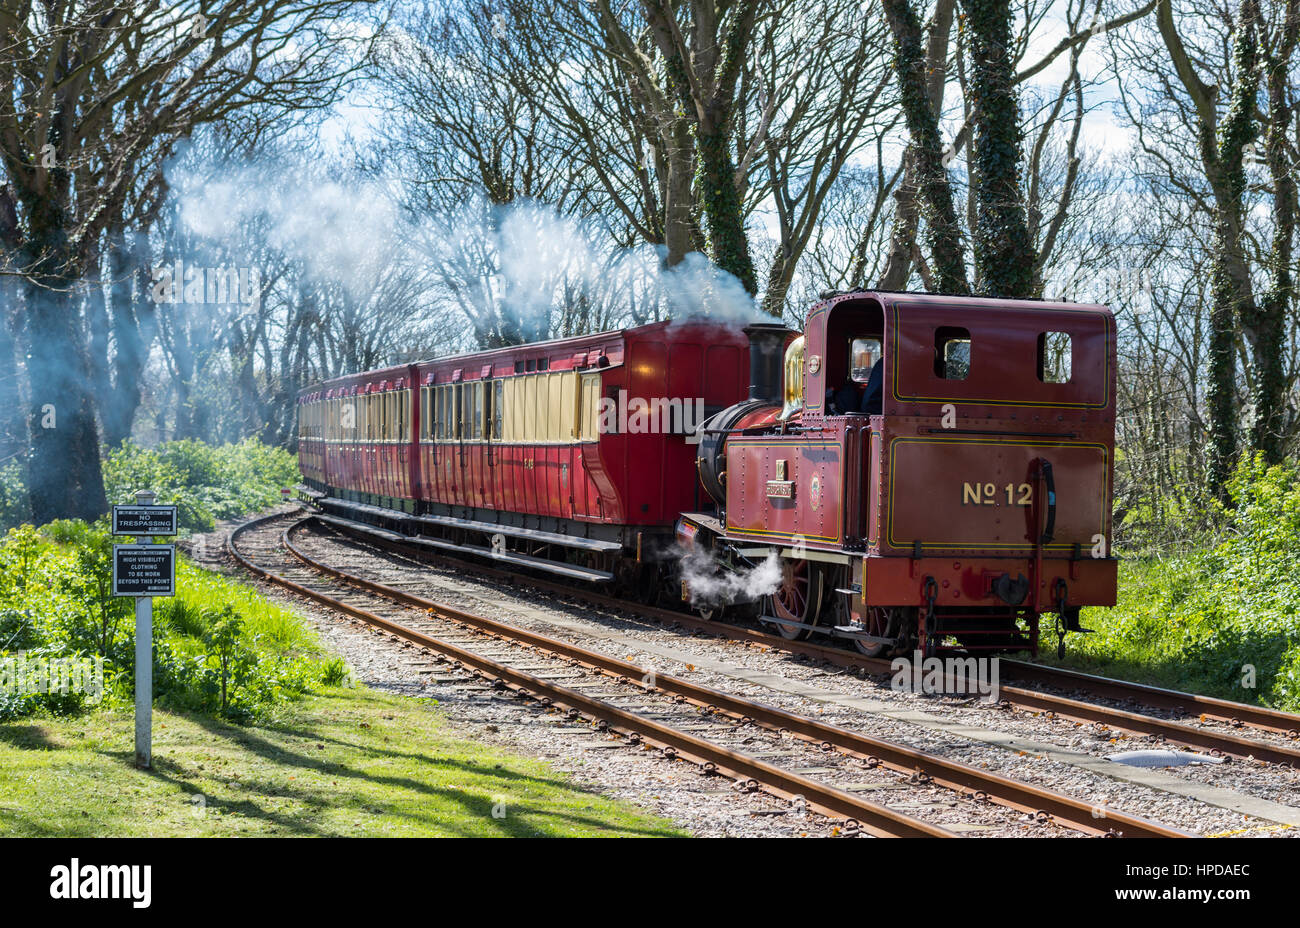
[828,338,883,415]
[860,357,883,415]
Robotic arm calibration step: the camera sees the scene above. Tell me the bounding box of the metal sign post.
[134,576,152,770]
[112,490,177,770]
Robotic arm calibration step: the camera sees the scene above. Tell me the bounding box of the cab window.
[850,337,882,383]
[935,327,971,380]
[1037,332,1072,384]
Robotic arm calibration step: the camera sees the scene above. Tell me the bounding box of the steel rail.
[998,659,1300,740]
[305,510,1300,767]
[228,513,953,838]
[281,518,1190,838]
[235,512,1189,837]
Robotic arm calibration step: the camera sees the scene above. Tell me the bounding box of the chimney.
[743,324,792,404]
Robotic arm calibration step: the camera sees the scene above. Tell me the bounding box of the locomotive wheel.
[770,559,824,641]
[854,606,903,658]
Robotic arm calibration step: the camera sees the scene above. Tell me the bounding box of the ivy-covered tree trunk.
[1248,0,1298,463]
[661,51,699,273]
[691,0,759,300]
[959,0,1035,298]
[882,0,968,294]
[1156,0,1260,499]
[878,0,956,291]
[640,0,759,300]
[696,121,758,297]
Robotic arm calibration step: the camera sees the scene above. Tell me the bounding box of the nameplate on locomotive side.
[765,480,794,499]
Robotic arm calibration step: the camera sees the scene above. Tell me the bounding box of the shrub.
[102,437,298,533]
[0,518,335,724]
[203,607,254,716]
[1074,455,1300,711]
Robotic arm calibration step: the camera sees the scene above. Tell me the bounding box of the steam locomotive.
[297,291,1117,657]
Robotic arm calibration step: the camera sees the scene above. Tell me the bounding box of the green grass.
[1038,457,1300,713]
[162,558,322,655]
[1045,556,1300,711]
[0,687,685,837]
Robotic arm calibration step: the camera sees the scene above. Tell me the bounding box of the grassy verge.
[1037,458,1300,713]
[0,687,685,837]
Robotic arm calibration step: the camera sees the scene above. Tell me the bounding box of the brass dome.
[779,335,805,420]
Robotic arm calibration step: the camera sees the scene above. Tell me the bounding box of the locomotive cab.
[803,298,886,420]
[779,304,886,420]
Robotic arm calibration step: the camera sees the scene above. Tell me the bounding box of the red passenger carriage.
[298,320,751,582]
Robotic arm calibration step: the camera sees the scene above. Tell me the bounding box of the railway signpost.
[112,503,178,537]
[111,491,177,770]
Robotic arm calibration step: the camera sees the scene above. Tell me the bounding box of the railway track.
[228,510,1188,838]
[304,507,1300,768]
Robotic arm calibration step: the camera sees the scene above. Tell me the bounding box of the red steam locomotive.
[297,291,1117,657]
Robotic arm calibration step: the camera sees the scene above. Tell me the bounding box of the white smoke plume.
[677,545,782,608]
[167,148,767,349]
[171,158,400,299]
[427,195,767,340]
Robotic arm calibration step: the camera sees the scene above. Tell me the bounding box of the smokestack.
[743,324,791,404]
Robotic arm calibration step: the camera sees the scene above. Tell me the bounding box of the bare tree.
[0,0,372,521]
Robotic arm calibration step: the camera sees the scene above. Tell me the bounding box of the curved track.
[228,510,1189,838]
[305,507,1300,768]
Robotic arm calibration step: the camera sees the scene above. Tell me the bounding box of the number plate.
[765,480,795,499]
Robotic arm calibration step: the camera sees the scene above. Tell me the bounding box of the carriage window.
[579,373,601,441]
[459,383,473,440]
[934,327,970,380]
[849,337,882,383]
[452,384,463,439]
[1037,332,1072,384]
[491,381,503,441]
